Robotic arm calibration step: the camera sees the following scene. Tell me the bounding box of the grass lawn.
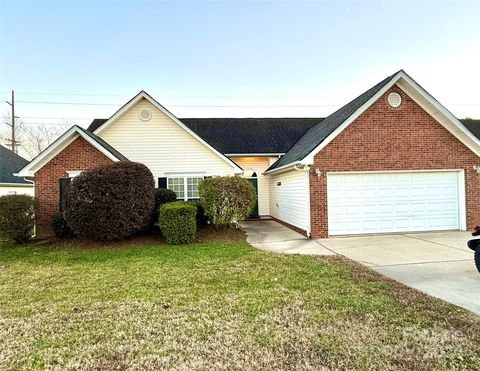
[0,230,479,370]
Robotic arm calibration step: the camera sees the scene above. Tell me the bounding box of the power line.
[7,99,480,108]
[15,116,93,120]
[15,100,120,106]
[13,100,341,108]
[1,90,333,99]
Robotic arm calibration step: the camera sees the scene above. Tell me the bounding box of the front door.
[247,177,259,218]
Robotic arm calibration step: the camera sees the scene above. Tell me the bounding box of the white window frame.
[67,170,82,178]
[166,173,204,201]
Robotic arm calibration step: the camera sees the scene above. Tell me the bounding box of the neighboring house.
[16,70,480,238]
[0,145,34,197]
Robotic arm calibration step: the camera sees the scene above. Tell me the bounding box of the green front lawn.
[0,233,479,370]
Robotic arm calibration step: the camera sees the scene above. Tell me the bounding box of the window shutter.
[158,177,167,188]
[59,178,71,212]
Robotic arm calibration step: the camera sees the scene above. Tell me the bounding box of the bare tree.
[1,114,71,159]
[20,124,70,159]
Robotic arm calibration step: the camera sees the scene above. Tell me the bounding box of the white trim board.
[93,91,243,174]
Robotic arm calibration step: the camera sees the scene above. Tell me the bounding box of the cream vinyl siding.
[0,185,34,197]
[98,99,236,179]
[229,156,277,216]
[269,169,310,233]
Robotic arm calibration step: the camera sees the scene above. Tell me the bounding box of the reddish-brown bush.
[64,162,155,241]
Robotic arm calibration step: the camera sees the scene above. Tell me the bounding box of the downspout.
[293,164,312,238]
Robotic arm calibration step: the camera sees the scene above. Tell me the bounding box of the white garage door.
[327,171,463,235]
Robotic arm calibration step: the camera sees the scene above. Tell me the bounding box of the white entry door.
[327,171,463,235]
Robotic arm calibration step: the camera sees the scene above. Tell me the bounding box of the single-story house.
[0,145,34,197]
[16,70,480,238]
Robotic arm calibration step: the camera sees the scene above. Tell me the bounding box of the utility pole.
[4,90,19,153]
[11,90,15,153]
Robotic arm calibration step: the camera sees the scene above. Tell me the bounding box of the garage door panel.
[327,171,461,235]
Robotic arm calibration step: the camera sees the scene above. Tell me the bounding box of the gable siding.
[98,99,236,181]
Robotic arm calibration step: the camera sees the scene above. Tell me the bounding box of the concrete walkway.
[242,220,335,255]
[243,220,480,315]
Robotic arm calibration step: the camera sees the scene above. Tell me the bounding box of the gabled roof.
[90,90,243,173]
[16,125,128,177]
[265,70,480,173]
[88,117,322,155]
[0,145,30,184]
[171,118,323,155]
[266,72,398,172]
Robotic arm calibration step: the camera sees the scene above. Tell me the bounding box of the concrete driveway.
[243,220,480,315]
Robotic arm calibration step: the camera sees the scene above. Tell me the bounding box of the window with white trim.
[167,176,203,200]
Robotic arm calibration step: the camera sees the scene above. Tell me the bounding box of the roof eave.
[263,161,304,175]
[15,126,125,177]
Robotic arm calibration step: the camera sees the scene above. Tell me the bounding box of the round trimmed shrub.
[52,212,74,238]
[199,176,256,227]
[153,188,177,222]
[159,201,197,244]
[64,162,155,241]
[0,194,36,243]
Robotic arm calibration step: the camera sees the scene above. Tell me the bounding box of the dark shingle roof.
[181,118,322,154]
[87,117,322,154]
[76,126,129,161]
[88,119,108,132]
[266,71,399,171]
[461,119,480,139]
[85,79,480,169]
[0,145,30,184]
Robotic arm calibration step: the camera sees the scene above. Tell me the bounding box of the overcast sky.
[1,0,479,128]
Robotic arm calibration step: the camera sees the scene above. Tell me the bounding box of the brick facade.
[34,136,113,236]
[309,85,480,238]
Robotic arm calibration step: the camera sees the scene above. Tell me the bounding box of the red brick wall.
[34,136,113,236]
[310,85,480,238]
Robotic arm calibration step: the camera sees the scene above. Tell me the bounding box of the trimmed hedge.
[64,162,155,241]
[199,176,256,227]
[52,212,74,238]
[153,188,177,223]
[0,194,36,243]
[159,201,197,244]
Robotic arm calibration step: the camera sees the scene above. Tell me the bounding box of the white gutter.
[263,161,303,175]
[226,153,285,157]
[0,182,33,187]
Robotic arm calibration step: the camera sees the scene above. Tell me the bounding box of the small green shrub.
[159,201,197,244]
[153,188,177,223]
[52,212,74,238]
[0,194,36,243]
[199,176,256,227]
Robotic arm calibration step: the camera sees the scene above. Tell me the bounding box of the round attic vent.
[139,109,152,121]
[387,92,402,108]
